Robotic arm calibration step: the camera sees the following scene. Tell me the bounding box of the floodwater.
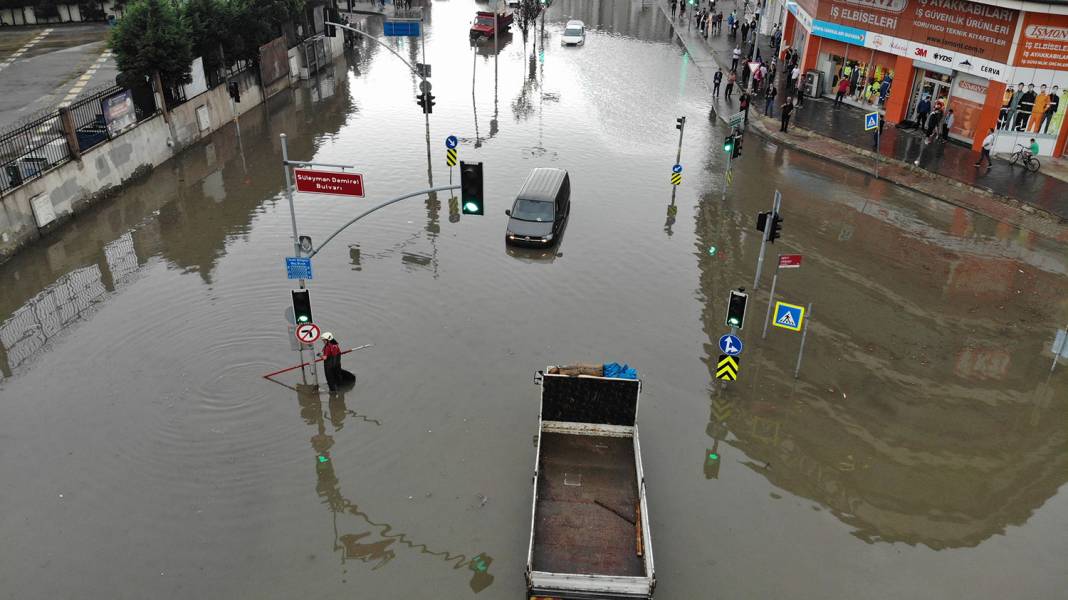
[1,1,1066,598]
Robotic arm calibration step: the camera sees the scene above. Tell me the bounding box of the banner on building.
[101,90,137,137]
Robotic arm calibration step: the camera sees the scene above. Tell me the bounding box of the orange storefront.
[781,0,1068,156]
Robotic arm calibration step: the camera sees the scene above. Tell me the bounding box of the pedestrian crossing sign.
[864,112,879,131]
[773,301,805,332]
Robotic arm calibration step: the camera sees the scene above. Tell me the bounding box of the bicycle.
[1008,144,1041,173]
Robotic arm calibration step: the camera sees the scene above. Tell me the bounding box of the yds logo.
[933,52,952,63]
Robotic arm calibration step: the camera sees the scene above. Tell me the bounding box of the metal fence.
[0,84,157,196]
[0,111,69,195]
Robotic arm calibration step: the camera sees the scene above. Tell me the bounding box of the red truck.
[470,10,513,39]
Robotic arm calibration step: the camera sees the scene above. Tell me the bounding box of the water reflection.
[295,387,494,592]
[0,62,354,378]
[694,162,1068,549]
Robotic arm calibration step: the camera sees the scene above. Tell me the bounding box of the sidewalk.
[658,0,1068,225]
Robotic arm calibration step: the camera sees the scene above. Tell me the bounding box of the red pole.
[262,346,368,379]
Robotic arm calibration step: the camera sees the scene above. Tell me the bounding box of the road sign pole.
[874,126,880,179]
[280,134,304,288]
[762,263,779,339]
[794,302,813,379]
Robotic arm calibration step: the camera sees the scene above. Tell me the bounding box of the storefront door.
[908,70,953,123]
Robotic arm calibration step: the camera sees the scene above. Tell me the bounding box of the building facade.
[774,0,1068,156]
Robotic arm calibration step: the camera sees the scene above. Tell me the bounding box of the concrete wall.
[0,67,277,262]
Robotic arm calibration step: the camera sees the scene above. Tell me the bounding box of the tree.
[109,0,193,88]
[181,0,238,75]
[513,0,540,45]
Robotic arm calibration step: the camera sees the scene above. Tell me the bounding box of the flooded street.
[1,1,1066,598]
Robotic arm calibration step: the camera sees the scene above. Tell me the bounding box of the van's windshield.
[510,199,554,222]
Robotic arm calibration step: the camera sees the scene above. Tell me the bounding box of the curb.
[657,1,1067,228]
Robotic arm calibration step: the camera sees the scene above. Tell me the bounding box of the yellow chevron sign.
[671,172,682,186]
[716,355,739,381]
[446,147,457,167]
[711,397,732,422]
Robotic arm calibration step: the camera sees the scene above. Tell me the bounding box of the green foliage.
[109,0,193,87]
[182,0,238,72]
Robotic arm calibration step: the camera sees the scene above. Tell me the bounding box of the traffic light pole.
[281,133,358,388]
[721,145,732,202]
[752,190,780,290]
[308,184,461,258]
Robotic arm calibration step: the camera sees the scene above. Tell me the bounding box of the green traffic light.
[297,315,309,323]
[723,143,733,153]
[318,455,329,463]
[708,246,717,256]
[728,317,739,326]
[464,201,479,213]
[708,452,719,460]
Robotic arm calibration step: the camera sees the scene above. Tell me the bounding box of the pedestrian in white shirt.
[975,128,995,169]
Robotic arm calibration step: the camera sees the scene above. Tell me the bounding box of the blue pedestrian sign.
[445,135,458,149]
[719,334,743,356]
[864,112,879,131]
[672,164,683,173]
[285,256,313,280]
[773,301,805,332]
[383,19,421,36]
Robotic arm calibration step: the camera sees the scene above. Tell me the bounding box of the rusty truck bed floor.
[532,432,645,577]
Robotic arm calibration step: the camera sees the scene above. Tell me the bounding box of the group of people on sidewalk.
[709,38,804,134]
[671,0,768,45]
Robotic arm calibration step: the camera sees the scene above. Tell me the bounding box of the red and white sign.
[779,254,803,268]
[294,168,365,197]
[295,323,321,344]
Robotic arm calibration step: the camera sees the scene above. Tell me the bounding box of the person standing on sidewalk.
[941,109,954,142]
[914,95,931,131]
[713,68,722,98]
[924,103,943,142]
[772,25,781,55]
[780,98,794,132]
[975,128,995,169]
[789,64,801,94]
[834,77,849,107]
[764,84,777,117]
[725,69,736,100]
[671,0,677,17]
[731,45,741,71]
[739,91,751,125]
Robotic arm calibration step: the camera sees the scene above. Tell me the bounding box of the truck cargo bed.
[533,432,644,577]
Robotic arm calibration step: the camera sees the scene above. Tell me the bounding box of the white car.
[561,20,585,46]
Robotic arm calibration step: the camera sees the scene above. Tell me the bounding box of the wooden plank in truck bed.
[533,432,645,578]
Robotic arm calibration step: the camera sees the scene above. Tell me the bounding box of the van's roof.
[566,20,584,28]
[517,168,568,203]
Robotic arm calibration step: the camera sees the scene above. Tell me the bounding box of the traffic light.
[416,92,435,114]
[459,161,484,215]
[676,116,686,130]
[725,288,748,329]
[704,448,721,479]
[768,212,783,243]
[292,289,313,324]
[756,210,770,234]
[732,133,743,158]
[723,134,734,154]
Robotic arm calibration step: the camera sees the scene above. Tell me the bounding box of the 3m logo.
[914,47,928,58]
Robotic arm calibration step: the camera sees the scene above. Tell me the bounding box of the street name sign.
[864,112,879,131]
[294,168,365,197]
[773,301,805,332]
[779,254,802,268]
[285,256,313,280]
[295,323,321,344]
[719,334,743,356]
[383,19,421,36]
